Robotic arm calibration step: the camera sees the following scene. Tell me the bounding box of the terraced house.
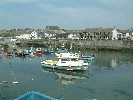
[82,27,133,40]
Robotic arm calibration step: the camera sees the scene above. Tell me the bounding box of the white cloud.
[0,0,133,29]
[36,3,114,18]
[36,2,133,29]
[37,4,103,18]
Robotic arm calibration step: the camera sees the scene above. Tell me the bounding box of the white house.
[30,31,38,39]
[117,30,131,40]
[15,35,20,39]
[20,34,30,39]
[112,29,121,40]
[44,32,57,39]
[68,32,80,40]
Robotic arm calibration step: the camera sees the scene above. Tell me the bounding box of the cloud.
[37,3,111,18]
[36,2,133,29]
[0,0,133,29]
[36,3,110,18]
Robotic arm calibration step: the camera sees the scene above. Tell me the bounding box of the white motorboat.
[55,48,68,57]
[57,52,80,58]
[41,56,89,71]
[56,52,94,60]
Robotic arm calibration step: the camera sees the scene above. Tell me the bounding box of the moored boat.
[6,52,13,56]
[15,52,28,57]
[43,49,53,54]
[80,54,94,60]
[41,56,89,71]
[56,52,80,58]
[55,48,68,57]
[33,48,43,55]
[41,60,57,68]
[55,52,94,61]
[2,47,8,52]
[55,58,89,71]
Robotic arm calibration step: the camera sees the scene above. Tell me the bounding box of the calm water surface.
[0,49,133,100]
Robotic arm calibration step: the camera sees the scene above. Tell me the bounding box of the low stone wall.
[1,39,133,51]
[71,40,133,50]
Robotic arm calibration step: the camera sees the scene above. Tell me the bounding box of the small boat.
[43,49,53,54]
[6,52,13,56]
[2,47,8,52]
[80,54,94,60]
[33,48,43,55]
[14,91,57,100]
[15,52,28,57]
[55,52,80,58]
[23,47,34,57]
[41,55,89,71]
[55,48,68,57]
[55,52,94,60]
[56,58,89,71]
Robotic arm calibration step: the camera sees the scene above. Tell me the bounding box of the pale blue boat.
[80,55,94,60]
[14,91,58,100]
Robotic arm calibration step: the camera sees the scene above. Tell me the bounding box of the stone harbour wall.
[1,39,133,51]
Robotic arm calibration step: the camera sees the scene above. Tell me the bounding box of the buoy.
[13,81,18,84]
[9,63,19,84]
[0,90,5,99]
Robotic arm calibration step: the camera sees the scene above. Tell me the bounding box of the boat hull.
[41,63,57,68]
[56,66,88,71]
[41,60,57,68]
[41,61,89,71]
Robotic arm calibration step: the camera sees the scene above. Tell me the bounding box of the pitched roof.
[46,26,60,30]
[56,33,70,38]
[85,28,115,33]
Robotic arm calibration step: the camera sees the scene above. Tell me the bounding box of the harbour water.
[0,49,133,100]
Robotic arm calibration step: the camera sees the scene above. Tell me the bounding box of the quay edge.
[0,39,133,51]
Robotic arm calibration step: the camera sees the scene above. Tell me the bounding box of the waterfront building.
[20,34,30,40]
[55,33,69,39]
[45,26,65,34]
[83,27,128,40]
[68,32,80,40]
[3,37,17,43]
[111,28,120,40]
[44,31,57,39]
[45,26,60,33]
[30,31,38,39]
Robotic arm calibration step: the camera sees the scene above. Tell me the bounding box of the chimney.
[99,26,102,30]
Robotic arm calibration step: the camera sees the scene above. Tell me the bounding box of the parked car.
[127,35,133,40]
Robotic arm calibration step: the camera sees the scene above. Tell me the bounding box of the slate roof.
[46,26,60,30]
[55,33,70,38]
[85,28,117,33]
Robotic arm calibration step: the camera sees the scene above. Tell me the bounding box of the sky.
[0,0,133,30]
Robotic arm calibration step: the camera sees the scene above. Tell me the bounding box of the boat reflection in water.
[42,67,89,85]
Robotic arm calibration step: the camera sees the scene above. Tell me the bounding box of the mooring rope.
[0,89,5,98]
[9,62,18,84]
